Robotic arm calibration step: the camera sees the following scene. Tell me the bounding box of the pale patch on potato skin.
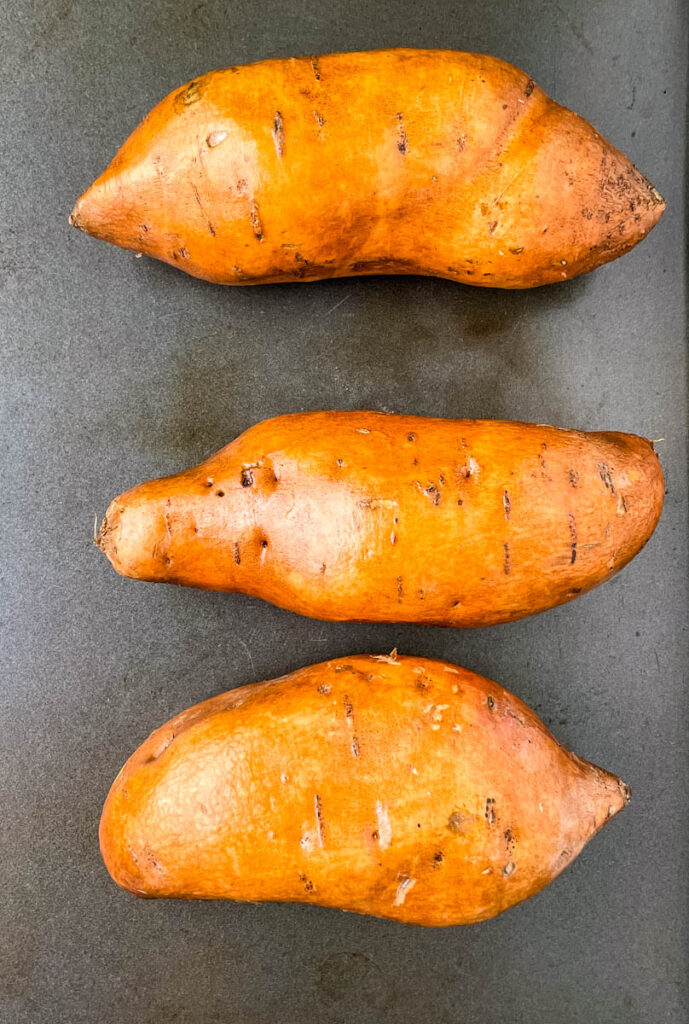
[99,654,631,926]
[98,412,664,628]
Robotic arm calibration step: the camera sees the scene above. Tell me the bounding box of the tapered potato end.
[97,491,167,582]
[70,174,140,250]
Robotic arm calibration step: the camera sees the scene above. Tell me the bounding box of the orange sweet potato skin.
[98,412,664,627]
[100,654,630,926]
[71,49,664,288]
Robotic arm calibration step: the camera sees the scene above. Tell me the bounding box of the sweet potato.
[70,49,664,288]
[100,654,630,926]
[98,412,663,627]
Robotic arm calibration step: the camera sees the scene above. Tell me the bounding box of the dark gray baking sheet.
[1,2,687,1022]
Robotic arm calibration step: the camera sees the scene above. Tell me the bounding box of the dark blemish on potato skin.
[143,844,162,870]
[215,489,224,497]
[598,463,615,493]
[525,78,535,97]
[503,490,511,519]
[569,512,578,564]
[343,695,354,717]
[310,57,321,81]
[503,542,510,575]
[299,872,315,893]
[241,468,254,487]
[433,851,445,867]
[407,432,416,442]
[261,539,268,549]
[485,798,496,824]
[509,246,524,254]
[396,112,408,154]
[488,221,498,234]
[569,469,579,487]
[539,451,552,481]
[351,736,360,757]
[313,111,325,127]
[487,696,495,711]
[234,542,241,565]
[397,576,404,601]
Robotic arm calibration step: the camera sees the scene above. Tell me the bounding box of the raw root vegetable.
[97,412,664,627]
[71,49,664,288]
[100,654,631,926]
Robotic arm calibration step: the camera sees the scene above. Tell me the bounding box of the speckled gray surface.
[1,2,687,1022]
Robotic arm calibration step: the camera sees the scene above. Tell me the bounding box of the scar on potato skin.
[272,111,285,157]
[192,185,216,236]
[249,202,263,241]
[569,513,578,564]
[314,794,325,845]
